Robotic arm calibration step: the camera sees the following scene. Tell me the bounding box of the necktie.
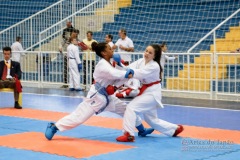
[1,62,8,80]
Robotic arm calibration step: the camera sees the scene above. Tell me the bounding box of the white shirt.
[67,44,81,64]
[11,41,25,62]
[129,58,163,108]
[4,59,11,64]
[160,52,176,69]
[115,36,134,62]
[3,59,12,78]
[93,59,128,88]
[108,41,114,48]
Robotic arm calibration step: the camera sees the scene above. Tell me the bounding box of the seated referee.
[0,46,22,109]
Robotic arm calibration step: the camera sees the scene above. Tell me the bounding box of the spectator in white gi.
[67,37,82,91]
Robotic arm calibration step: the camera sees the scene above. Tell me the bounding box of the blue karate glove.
[125,69,134,78]
[78,63,82,72]
[113,53,122,66]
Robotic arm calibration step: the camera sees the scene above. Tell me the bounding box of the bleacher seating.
[93,0,240,52]
[0,0,58,31]
[166,54,240,92]
[212,65,240,92]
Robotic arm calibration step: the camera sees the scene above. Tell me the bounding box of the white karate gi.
[67,44,81,89]
[108,41,114,48]
[160,52,176,70]
[160,52,176,85]
[123,58,178,136]
[11,41,25,62]
[56,59,142,131]
[114,78,140,98]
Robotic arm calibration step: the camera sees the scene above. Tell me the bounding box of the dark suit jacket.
[0,60,22,80]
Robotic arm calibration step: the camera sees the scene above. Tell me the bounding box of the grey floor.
[23,87,240,110]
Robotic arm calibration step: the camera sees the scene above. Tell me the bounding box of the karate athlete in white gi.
[45,42,154,140]
[67,37,82,91]
[114,78,140,98]
[115,44,184,142]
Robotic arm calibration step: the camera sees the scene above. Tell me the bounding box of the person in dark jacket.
[0,46,22,109]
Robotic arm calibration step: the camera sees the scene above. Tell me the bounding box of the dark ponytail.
[150,44,162,78]
[91,42,107,58]
[160,42,167,49]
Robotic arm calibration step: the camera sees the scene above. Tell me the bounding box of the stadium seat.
[0,0,59,30]
[93,0,240,52]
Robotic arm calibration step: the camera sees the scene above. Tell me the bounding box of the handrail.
[187,8,240,53]
[0,0,64,34]
[25,29,63,51]
[37,0,102,51]
[40,0,101,34]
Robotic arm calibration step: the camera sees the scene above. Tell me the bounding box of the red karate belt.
[137,81,160,96]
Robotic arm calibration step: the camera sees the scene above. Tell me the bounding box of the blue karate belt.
[91,82,109,114]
